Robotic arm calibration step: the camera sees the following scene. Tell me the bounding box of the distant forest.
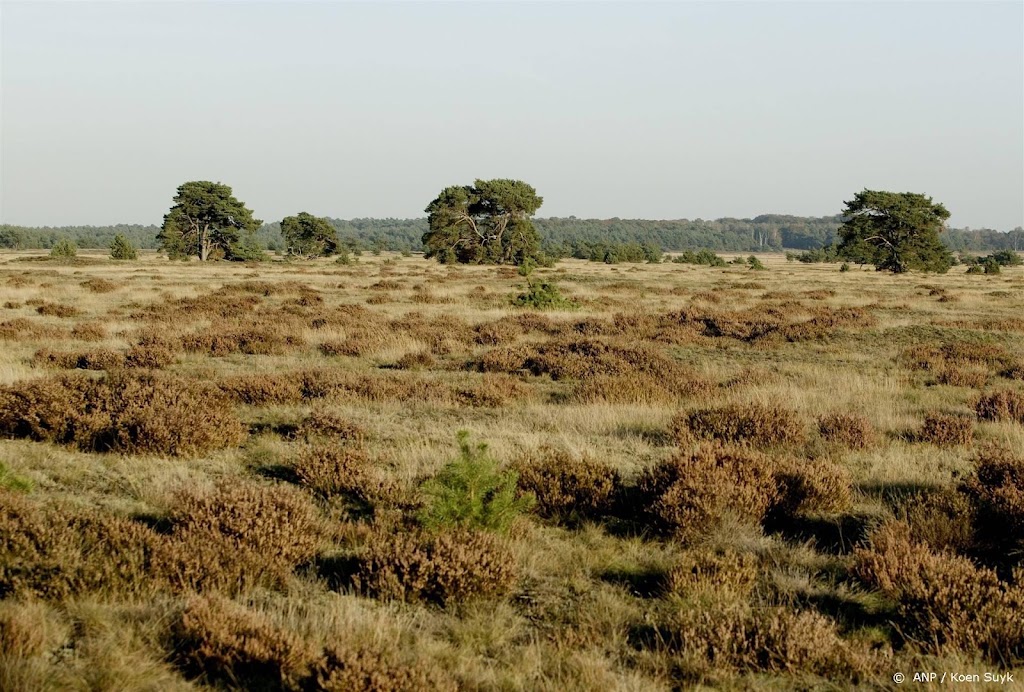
[1,216,1021,255]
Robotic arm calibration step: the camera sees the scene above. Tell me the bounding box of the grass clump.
[0,462,32,493]
[417,431,533,534]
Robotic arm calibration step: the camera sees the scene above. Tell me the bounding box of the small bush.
[975,389,1024,423]
[35,302,79,318]
[169,481,325,572]
[672,403,806,448]
[514,447,619,522]
[293,444,373,501]
[313,644,457,692]
[109,234,138,260]
[0,372,246,456]
[855,521,1024,663]
[395,350,436,370]
[817,412,874,449]
[918,411,975,446]
[635,444,779,540]
[418,431,533,534]
[746,255,766,270]
[353,529,517,606]
[772,458,853,520]
[169,595,317,689]
[70,322,107,341]
[218,374,304,405]
[512,279,578,310]
[296,412,366,442]
[81,278,117,293]
[960,446,1024,553]
[49,238,76,259]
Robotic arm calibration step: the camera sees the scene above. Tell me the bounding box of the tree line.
[4,216,1020,255]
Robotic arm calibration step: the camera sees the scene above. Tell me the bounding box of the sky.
[1,1,1022,229]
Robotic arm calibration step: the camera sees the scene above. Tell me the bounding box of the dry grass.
[1,250,1022,688]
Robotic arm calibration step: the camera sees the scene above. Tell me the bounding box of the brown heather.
[170,595,318,690]
[855,521,1024,663]
[636,444,780,539]
[772,458,854,518]
[0,372,245,456]
[672,403,806,448]
[817,412,875,449]
[959,446,1024,550]
[353,529,517,606]
[296,411,366,442]
[218,373,305,405]
[35,302,79,318]
[975,389,1024,423]
[313,644,457,692]
[169,482,326,572]
[293,443,374,501]
[514,446,620,522]
[70,322,107,341]
[919,411,975,446]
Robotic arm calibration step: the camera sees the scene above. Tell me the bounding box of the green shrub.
[0,462,32,493]
[417,431,534,533]
[746,255,766,270]
[109,234,137,260]
[49,237,76,259]
[983,259,1001,275]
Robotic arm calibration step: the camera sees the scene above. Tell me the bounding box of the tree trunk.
[199,224,210,261]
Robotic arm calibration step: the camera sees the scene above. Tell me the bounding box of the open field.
[1,250,1023,690]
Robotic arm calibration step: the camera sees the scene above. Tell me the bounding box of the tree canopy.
[837,190,953,273]
[280,212,339,258]
[157,181,261,261]
[423,179,543,265]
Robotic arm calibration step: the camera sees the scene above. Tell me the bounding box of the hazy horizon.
[2,1,1022,230]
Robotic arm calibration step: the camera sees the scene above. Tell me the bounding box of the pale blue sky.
[1,1,1022,228]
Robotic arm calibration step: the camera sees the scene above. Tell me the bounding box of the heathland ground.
[1,250,1022,690]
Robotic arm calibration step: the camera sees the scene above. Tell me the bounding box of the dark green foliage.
[158,181,262,261]
[280,212,339,258]
[837,189,953,273]
[746,255,766,270]
[512,261,578,310]
[49,237,77,259]
[108,234,137,260]
[983,259,1001,275]
[228,231,269,263]
[672,249,727,266]
[417,431,534,533]
[423,179,543,265]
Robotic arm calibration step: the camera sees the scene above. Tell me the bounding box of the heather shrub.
[855,521,1024,663]
[817,412,874,449]
[635,444,779,540]
[417,431,533,534]
[71,322,107,341]
[670,606,873,679]
[218,373,304,405]
[123,343,177,369]
[975,389,1024,423]
[169,595,317,690]
[671,403,806,448]
[35,302,79,318]
[959,446,1024,553]
[81,278,117,293]
[455,373,532,408]
[936,364,989,388]
[169,481,325,572]
[771,458,854,520]
[395,350,436,370]
[31,348,123,371]
[0,493,165,599]
[313,644,456,692]
[353,529,517,606]
[901,490,975,555]
[296,411,366,442]
[293,444,373,502]
[918,411,975,446]
[514,447,619,522]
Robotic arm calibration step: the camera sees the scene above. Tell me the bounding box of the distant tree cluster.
[545,240,662,264]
